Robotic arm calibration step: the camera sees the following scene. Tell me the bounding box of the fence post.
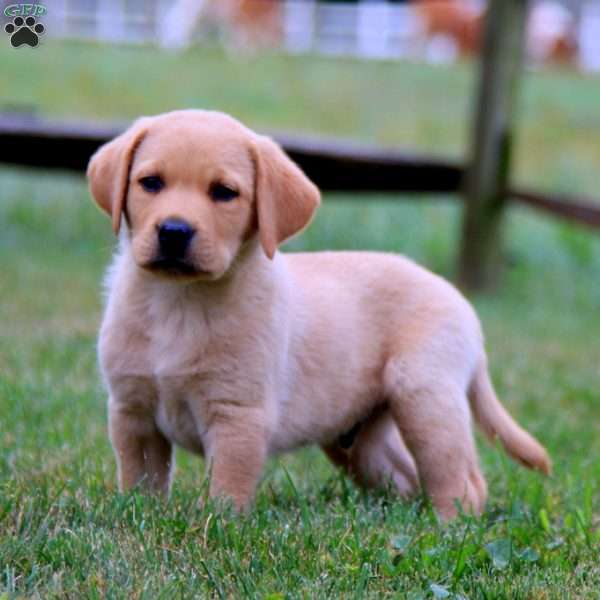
[458,0,529,291]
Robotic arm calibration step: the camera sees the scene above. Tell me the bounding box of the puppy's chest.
[149,323,262,444]
[154,376,207,454]
[147,304,210,375]
[150,345,265,453]
[105,294,272,450]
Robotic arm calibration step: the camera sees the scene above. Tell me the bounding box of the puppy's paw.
[431,469,487,521]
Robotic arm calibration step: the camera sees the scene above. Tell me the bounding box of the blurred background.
[1,1,599,595]
[7,0,599,69]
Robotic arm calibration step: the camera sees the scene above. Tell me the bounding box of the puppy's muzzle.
[148,219,200,276]
[157,219,195,260]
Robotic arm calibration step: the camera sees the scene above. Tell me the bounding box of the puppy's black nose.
[157,219,195,259]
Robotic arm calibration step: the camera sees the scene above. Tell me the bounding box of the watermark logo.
[4,4,46,47]
[4,4,46,17]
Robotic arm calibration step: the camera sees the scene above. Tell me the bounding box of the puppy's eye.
[210,183,239,202]
[139,176,164,193]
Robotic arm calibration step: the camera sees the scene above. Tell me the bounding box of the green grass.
[1,41,599,598]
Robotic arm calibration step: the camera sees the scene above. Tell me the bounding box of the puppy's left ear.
[252,135,320,259]
[87,117,150,234]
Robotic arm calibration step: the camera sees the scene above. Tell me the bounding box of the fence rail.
[1,114,599,231]
[0,114,463,193]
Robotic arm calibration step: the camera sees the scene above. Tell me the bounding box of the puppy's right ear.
[87,118,150,234]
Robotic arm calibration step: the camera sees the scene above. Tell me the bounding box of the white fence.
[31,0,600,71]
[284,1,427,59]
[580,2,600,70]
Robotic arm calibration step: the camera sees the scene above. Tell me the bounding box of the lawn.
[1,41,599,598]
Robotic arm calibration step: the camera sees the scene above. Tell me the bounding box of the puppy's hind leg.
[349,409,419,497]
[383,357,487,520]
[322,409,419,498]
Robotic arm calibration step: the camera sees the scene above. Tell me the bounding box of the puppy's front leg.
[109,403,173,495]
[204,408,268,510]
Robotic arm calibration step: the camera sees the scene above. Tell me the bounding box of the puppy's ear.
[87,118,150,234]
[252,135,320,259]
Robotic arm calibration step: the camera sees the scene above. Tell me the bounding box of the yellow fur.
[88,110,550,519]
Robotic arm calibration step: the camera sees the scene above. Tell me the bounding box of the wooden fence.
[1,114,598,223]
[0,115,463,193]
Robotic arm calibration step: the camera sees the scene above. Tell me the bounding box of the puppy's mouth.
[145,257,210,278]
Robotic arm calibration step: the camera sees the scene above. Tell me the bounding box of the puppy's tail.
[469,359,551,475]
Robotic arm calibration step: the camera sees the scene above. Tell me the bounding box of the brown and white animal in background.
[215,0,282,50]
[160,0,282,51]
[414,0,484,60]
[528,1,578,66]
[87,110,550,520]
[415,0,577,66]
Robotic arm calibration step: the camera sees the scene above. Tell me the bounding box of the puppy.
[88,110,550,519]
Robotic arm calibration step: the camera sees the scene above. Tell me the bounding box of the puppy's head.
[87,110,320,280]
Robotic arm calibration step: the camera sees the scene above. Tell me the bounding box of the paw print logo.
[5,16,45,48]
